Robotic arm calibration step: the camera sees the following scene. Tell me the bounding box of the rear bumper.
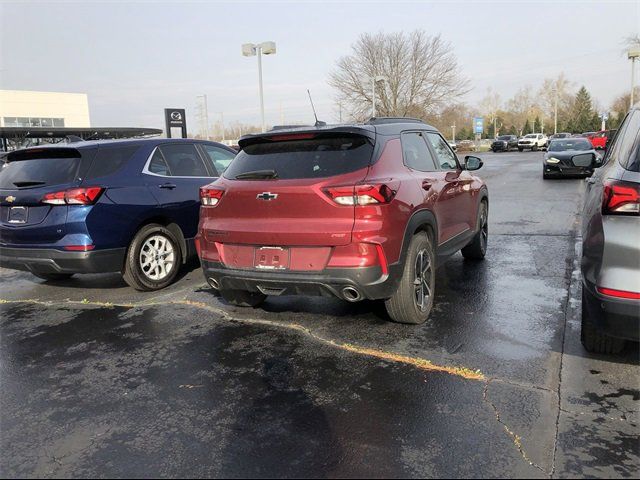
[583,281,640,341]
[0,246,126,274]
[201,260,401,301]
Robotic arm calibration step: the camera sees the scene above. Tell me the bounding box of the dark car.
[581,104,639,354]
[546,132,572,147]
[491,135,518,152]
[543,138,601,179]
[197,118,489,325]
[0,138,236,290]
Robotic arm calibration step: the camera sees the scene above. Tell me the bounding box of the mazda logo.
[170,112,182,120]
[257,192,278,201]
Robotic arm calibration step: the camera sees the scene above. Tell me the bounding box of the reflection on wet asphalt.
[1,152,638,478]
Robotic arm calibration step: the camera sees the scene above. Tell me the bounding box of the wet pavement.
[1,151,638,478]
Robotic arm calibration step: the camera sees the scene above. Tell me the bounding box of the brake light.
[602,180,640,215]
[597,287,640,300]
[42,187,104,205]
[324,183,397,206]
[200,186,224,206]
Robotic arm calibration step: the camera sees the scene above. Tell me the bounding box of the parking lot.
[0,150,638,478]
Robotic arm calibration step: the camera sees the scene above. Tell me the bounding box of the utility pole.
[451,124,456,143]
[554,87,558,134]
[196,94,210,140]
[242,41,276,133]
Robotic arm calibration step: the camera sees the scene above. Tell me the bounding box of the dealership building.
[0,89,91,129]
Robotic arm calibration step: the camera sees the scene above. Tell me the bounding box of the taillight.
[602,180,640,215]
[324,183,397,206]
[42,187,104,205]
[200,187,225,206]
[597,287,640,300]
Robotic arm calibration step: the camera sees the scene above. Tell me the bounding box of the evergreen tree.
[569,86,596,133]
[507,125,517,136]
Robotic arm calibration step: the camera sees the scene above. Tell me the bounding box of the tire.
[543,170,551,179]
[581,289,625,354]
[32,272,74,281]
[220,289,266,308]
[532,144,538,151]
[385,231,435,325]
[461,201,488,260]
[122,223,181,291]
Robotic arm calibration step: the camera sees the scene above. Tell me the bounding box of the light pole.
[196,94,210,140]
[451,124,456,143]
[371,75,388,118]
[629,46,640,108]
[242,41,276,132]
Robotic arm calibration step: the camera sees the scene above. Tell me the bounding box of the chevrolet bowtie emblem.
[257,192,278,201]
[6,196,16,203]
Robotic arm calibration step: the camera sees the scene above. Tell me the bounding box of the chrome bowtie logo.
[257,192,278,201]
[5,196,16,203]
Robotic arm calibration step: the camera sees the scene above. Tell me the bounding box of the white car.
[518,133,547,151]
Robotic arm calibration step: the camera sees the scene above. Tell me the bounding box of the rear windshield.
[0,153,81,189]
[226,135,374,180]
[548,139,592,152]
[497,136,512,140]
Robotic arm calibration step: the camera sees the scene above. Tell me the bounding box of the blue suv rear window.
[86,145,140,179]
[0,149,82,189]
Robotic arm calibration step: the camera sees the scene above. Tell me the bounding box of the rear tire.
[581,289,625,354]
[461,201,488,260]
[385,232,435,325]
[123,224,181,291]
[32,272,74,281]
[220,289,266,308]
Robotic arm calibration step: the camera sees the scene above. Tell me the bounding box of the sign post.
[164,108,187,138]
[473,117,484,141]
[600,112,609,131]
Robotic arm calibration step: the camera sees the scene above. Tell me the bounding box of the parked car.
[590,130,617,150]
[0,138,236,290]
[518,133,548,151]
[546,132,572,147]
[491,135,518,152]
[456,140,476,152]
[581,104,640,354]
[448,141,457,152]
[543,138,602,179]
[197,118,489,325]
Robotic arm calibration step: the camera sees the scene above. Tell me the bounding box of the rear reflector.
[200,187,225,206]
[324,183,397,206]
[63,245,95,251]
[597,287,640,300]
[602,180,640,215]
[42,187,104,206]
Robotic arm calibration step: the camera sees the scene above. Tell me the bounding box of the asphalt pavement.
[0,150,638,478]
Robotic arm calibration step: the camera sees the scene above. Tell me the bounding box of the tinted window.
[426,133,459,170]
[628,139,640,172]
[0,153,80,189]
[158,144,209,177]
[548,139,592,151]
[148,149,170,176]
[86,145,140,179]
[225,135,373,180]
[607,110,640,169]
[401,132,437,171]
[201,144,235,175]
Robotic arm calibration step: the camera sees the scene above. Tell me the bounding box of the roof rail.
[367,117,425,125]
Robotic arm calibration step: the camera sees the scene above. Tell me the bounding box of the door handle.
[422,180,432,191]
[159,183,177,189]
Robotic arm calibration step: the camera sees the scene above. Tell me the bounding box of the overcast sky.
[1,0,639,133]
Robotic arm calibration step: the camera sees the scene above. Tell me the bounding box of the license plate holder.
[254,246,290,270]
[8,206,28,224]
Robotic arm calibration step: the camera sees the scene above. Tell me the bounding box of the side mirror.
[593,154,603,168]
[464,155,483,171]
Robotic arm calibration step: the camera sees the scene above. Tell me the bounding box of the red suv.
[196,118,488,324]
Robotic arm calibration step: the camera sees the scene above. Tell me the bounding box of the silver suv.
[581,104,640,354]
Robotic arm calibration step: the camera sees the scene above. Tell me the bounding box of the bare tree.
[538,73,573,134]
[479,88,502,136]
[329,30,470,120]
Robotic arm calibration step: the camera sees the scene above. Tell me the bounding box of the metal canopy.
[0,126,163,140]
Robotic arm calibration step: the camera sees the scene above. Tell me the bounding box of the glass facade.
[3,117,65,127]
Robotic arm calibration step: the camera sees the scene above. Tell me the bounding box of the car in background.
[547,132,572,147]
[491,135,518,152]
[518,133,547,151]
[0,138,236,290]
[197,118,489,325]
[580,104,639,354]
[543,138,601,179]
[590,130,616,150]
[456,139,476,152]
[448,141,457,152]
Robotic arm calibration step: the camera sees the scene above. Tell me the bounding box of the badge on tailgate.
[254,246,289,270]
[8,206,28,224]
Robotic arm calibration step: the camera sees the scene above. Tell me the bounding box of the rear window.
[86,145,140,179]
[0,150,81,189]
[226,135,374,180]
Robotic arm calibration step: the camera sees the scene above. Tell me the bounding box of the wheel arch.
[131,216,188,264]
[397,209,438,269]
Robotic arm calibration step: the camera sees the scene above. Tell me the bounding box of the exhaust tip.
[342,286,362,302]
[208,277,220,290]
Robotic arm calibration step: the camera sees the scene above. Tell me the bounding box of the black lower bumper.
[0,246,126,274]
[583,282,640,341]
[201,260,402,301]
[544,164,593,176]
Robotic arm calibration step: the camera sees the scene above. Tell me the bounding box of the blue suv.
[0,138,236,290]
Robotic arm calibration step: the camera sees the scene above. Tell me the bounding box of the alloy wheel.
[413,249,433,312]
[139,234,175,281]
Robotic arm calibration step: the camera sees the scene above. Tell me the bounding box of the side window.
[148,149,171,176]
[158,144,209,177]
[426,133,459,170]
[401,132,437,172]
[201,144,236,175]
[86,145,140,179]
[607,110,640,169]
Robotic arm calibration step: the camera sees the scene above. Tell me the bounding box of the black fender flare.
[396,209,438,270]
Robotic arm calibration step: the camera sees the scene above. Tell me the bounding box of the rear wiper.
[234,169,278,180]
[13,181,46,188]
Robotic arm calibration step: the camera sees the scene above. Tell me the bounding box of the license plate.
[8,206,28,224]
[254,246,289,270]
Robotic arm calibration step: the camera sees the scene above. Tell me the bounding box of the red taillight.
[200,187,225,206]
[324,183,397,206]
[42,187,104,205]
[602,180,640,215]
[597,287,640,300]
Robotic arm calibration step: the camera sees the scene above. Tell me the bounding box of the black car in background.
[547,132,572,147]
[491,135,518,152]
[543,138,601,179]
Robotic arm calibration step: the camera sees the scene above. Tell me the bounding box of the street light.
[242,41,276,132]
[371,75,388,118]
[628,46,640,108]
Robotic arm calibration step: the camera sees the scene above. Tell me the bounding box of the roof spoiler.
[7,147,81,162]
[238,126,376,149]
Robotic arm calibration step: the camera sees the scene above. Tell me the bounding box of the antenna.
[307,89,326,127]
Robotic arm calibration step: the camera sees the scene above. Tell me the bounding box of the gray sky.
[1,0,639,132]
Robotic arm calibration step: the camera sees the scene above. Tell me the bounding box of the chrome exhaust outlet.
[342,286,362,302]
[207,277,220,290]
